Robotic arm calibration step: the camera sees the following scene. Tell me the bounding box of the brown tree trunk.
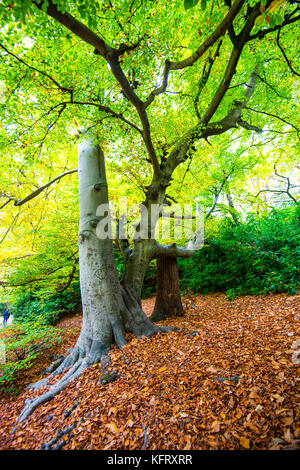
[150,255,184,322]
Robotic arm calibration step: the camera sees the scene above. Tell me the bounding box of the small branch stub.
[94,181,108,191]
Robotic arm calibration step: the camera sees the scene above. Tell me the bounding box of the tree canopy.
[0,0,298,279]
[0,0,299,299]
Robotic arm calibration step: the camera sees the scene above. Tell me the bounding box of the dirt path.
[0,315,13,329]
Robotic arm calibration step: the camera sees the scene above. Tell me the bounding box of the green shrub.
[0,322,61,392]
[178,207,300,299]
[9,207,300,327]
[13,279,81,325]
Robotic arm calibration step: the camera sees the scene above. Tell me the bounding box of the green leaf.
[184,0,199,10]
[269,14,276,28]
[201,0,207,10]
[274,13,284,25]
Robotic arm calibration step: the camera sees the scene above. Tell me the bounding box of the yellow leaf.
[239,436,250,449]
[106,422,120,435]
[158,366,167,373]
[269,0,279,12]
[271,360,280,369]
[206,365,218,373]
[210,421,221,433]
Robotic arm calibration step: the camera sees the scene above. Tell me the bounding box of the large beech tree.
[0,0,299,421]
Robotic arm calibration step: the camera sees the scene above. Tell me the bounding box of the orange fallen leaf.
[249,391,260,400]
[239,436,250,449]
[206,365,218,373]
[210,421,221,433]
[106,422,120,435]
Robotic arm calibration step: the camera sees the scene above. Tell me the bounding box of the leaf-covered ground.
[0,293,299,450]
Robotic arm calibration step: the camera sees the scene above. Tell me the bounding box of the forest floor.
[0,292,299,450]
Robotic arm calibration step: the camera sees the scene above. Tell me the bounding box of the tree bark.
[122,239,155,305]
[17,133,163,423]
[226,191,240,225]
[150,255,184,322]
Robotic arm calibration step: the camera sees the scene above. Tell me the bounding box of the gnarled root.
[17,295,192,425]
[17,342,111,424]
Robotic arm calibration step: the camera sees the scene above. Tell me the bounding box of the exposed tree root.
[17,298,196,425]
[18,360,84,423]
[40,401,79,449]
[17,345,111,424]
[40,422,77,450]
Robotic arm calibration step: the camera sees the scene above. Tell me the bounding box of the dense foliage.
[0,322,61,392]
[178,206,300,298]
[12,281,81,325]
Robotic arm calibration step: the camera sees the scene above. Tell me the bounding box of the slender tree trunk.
[226,191,240,225]
[122,239,155,304]
[150,255,184,322]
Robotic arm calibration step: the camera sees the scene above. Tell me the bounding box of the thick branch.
[33,0,160,176]
[144,0,245,108]
[152,242,195,259]
[194,40,223,120]
[200,45,242,125]
[201,1,263,125]
[34,0,109,56]
[163,68,259,178]
[237,118,263,133]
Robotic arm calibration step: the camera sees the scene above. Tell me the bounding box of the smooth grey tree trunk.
[18,133,162,423]
[76,134,126,357]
